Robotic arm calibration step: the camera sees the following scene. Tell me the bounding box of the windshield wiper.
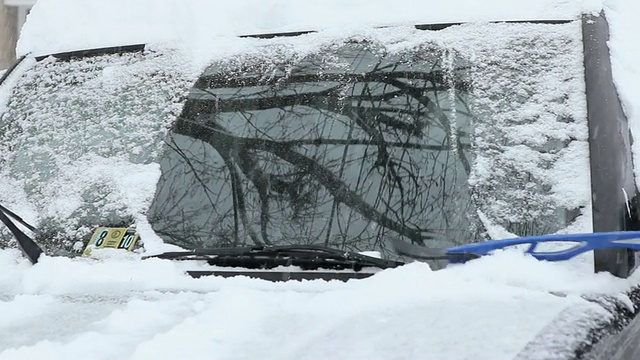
[145,244,404,272]
[0,204,43,264]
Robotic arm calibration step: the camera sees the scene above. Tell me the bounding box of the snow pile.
[0,248,636,360]
[17,0,604,59]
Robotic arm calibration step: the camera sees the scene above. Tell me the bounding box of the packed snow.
[1,0,640,359]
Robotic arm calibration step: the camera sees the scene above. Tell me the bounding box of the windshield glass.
[0,22,590,255]
[148,21,589,254]
[149,43,475,251]
[0,49,195,249]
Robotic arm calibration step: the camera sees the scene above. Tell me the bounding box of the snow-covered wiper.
[0,203,43,264]
[5,199,640,281]
[145,244,404,272]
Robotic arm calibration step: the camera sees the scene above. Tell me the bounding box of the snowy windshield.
[0,49,195,250]
[0,21,590,254]
[148,21,590,253]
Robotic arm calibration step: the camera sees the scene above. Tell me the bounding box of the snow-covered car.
[1,1,640,359]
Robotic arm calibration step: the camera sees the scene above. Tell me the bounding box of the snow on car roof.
[18,0,603,58]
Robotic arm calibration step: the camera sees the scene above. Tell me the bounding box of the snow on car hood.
[0,248,636,360]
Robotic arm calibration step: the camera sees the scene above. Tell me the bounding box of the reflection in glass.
[148,44,477,254]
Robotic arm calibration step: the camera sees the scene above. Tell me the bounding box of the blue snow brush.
[392,231,640,263]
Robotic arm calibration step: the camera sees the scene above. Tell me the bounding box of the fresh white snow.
[0,248,637,360]
[1,0,640,359]
[17,0,603,59]
[604,1,640,184]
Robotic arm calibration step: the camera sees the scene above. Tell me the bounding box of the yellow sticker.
[83,227,139,256]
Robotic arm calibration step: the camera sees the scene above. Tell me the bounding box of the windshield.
[148,22,590,254]
[0,48,195,249]
[148,42,475,251]
[0,22,590,255]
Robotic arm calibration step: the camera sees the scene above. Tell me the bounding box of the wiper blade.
[0,204,43,264]
[0,204,42,236]
[148,244,351,259]
[145,244,404,271]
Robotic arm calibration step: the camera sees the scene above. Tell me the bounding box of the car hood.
[0,248,636,360]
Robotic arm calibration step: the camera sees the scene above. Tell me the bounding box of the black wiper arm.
[0,204,43,264]
[0,204,42,236]
[145,244,404,271]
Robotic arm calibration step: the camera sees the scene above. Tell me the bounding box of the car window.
[148,42,474,251]
[0,49,194,248]
[0,22,591,254]
[148,22,589,254]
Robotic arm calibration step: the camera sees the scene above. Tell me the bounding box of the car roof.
[18,0,598,58]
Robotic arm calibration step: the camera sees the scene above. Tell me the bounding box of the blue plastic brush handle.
[445,231,640,263]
